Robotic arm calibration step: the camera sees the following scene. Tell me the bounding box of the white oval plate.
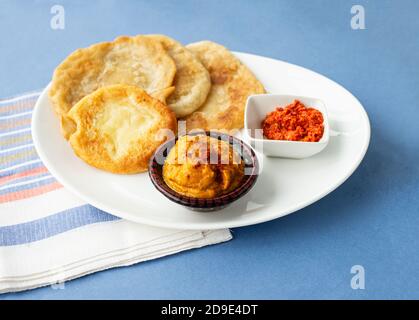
[32,52,370,230]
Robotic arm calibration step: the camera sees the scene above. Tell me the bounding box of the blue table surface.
[1,0,418,300]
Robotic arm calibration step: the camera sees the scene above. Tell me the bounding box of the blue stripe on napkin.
[0,205,119,246]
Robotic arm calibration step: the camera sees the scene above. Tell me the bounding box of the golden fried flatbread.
[49,35,176,139]
[184,41,266,131]
[67,85,177,174]
[145,35,211,118]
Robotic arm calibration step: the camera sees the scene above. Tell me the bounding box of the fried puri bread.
[145,35,211,118]
[49,35,176,139]
[67,85,177,174]
[184,41,266,131]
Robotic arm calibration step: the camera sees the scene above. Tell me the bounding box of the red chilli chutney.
[262,100,324,142]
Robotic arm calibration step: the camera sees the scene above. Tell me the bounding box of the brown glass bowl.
[148,131,259,212]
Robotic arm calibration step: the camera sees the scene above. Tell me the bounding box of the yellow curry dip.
[162,135,245,199]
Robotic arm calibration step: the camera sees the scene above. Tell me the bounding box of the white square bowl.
[244,94,330,158]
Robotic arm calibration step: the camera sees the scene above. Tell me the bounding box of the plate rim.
[32,51,371,230]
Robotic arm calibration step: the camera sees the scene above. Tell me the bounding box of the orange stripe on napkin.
[0,100,36,115]
[0,166,49,185]
[0,117,31,131]
[0,181,63,203]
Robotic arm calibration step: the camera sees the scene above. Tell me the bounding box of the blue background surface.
[1,0,418,299]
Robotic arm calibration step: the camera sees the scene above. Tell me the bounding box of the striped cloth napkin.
[0,92,232,294]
